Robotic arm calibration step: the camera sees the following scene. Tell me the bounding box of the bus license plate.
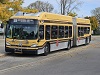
[14,49,22,54]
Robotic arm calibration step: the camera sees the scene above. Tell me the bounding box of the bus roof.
[10,12,73,22]
[39,12,72,22]
[76,18,90,24]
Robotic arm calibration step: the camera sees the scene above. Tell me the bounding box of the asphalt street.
[0,38,5,54]
[0,36,100,75]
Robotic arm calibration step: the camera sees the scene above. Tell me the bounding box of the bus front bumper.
[5,47,38,54]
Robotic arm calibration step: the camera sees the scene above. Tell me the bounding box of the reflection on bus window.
[39,25,44,40]
[78,27,81,37]
[69,26,72,37]
[45,25,50,40]
[65,26,68,38]
[81,27,84,36]
[59,26,64,38]
[87,27,90,34]
[51,26,58,39]
[84,27,90,34]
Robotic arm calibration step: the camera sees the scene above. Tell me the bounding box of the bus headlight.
[31,44,37,47]
[6,42,11,46]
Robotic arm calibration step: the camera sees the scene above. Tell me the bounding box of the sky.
[22,0,100,17]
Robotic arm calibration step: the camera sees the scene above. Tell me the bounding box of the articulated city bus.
[5,12,91,55]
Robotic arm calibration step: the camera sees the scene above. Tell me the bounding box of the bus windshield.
[6,24,38,40]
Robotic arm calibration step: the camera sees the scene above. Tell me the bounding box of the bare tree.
[91,7,100,21]
[27,1,54,12]
[56,0,83,15]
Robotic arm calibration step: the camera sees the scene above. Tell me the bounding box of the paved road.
[0,36,100,75]
[0,38,5,54]
[0,35,5,39]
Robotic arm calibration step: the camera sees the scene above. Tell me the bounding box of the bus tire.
[85,37,88,45]
[43,44,50,56]
[67,41,71,50]
[89,36,91,43]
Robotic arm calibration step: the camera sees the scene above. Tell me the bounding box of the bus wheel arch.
[67,40,71,50]
[85,37,88,45]
[43,42,50,56]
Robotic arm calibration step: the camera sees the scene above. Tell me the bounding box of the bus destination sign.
[10,19,38,24]
[13,19,34,23]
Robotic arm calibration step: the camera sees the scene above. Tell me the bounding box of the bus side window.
[39,25,44,40]
[81,27,84,36]
[51,25,58,39]
[78,27,81,37]
[84,27,90,34]
[87,27,90,34]
[84,27,87,34]
[59,26,64,38]
[69,26,72,37]
[65,26,68,38]
[45,25,50,40]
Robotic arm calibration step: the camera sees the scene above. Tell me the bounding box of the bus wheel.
[43,44,50,56]
[85,37,88,45]
[67,41,71,50]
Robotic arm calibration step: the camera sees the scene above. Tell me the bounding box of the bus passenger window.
[81,27,84,36]
[69,26,72,37]
[84,27,87,34]
[65,26,68,38]
[59,26,64,38]
[39,25,44,39]
[87,27,90,34]
[84,27,90,34]
[45,25,50,40]
[51,26,58,39]
[78,27,81,37]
